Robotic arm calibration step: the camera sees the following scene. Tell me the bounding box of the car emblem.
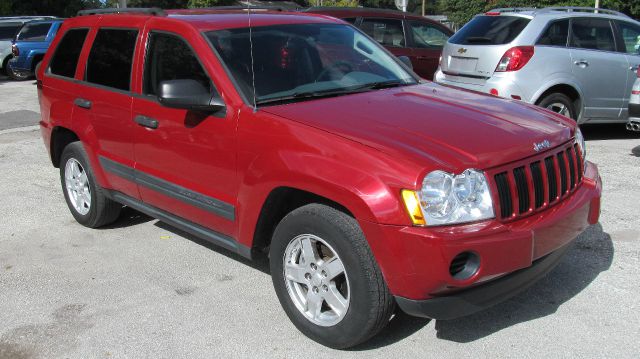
[457,48,467,54]
[533,140,551,152]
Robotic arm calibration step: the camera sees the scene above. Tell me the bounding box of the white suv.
[434,7,640,124]
[0,16,56,76]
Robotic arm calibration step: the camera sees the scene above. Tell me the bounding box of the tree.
[0,0,104,17]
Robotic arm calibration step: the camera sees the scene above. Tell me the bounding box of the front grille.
[493,141,583,220]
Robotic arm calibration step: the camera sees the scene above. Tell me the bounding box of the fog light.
[449,251,480,280]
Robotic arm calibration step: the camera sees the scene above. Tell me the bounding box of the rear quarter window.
[16,23,53,41]
[49,28,89,78]
[449,16,530,45]
[537,20,569,46]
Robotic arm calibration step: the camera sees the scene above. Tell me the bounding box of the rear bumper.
[395,240,572,320]
[434,68,531,102]
[360,161,601,317]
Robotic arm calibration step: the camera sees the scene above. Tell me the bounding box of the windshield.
[0,23,22,41]
[206,23,417,106]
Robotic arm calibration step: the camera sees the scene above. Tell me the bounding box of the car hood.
[262,82,575,172]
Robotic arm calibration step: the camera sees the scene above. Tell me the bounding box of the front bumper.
[360,161,601,319]
[395,240,572,320]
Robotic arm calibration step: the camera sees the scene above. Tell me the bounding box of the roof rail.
[538,6,629,18]
[488,7,538,13]
[197,5,288,11]
[76,8,165,17]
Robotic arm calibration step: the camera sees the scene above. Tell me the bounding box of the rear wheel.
[60,142,121,228]
[269,204,394,349]
[538,92,577,120]
[7,65,30,81]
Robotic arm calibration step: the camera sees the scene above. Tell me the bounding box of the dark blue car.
[7,19,63,80]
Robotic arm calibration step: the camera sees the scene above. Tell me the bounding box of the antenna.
[247,3,257,111]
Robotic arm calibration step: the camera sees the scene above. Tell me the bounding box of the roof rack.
[195,5,288,11]
[488,6,629,18]
[538,6,629,18]
[77,8,165,17]
[488,7,538,13]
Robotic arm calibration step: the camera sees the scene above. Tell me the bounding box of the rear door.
[73,17,144,198]
[406,19,451,80]
[569,18,627,121]
[615,20,640,118]
[440,15,531,84]
[358,17,412,59]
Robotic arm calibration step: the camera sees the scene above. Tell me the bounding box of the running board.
[108,191,252,259]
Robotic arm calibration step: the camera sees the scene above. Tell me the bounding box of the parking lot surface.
[0,76,639,358]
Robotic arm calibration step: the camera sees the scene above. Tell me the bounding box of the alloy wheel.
[282,234,350,327]
[64,158,91,215]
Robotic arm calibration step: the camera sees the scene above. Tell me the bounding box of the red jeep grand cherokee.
[38,8,601,348]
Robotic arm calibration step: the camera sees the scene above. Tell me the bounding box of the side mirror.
[398,55,413,70]
[158,79,224,112]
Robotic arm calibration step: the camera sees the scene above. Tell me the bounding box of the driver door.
[132,29,238,238]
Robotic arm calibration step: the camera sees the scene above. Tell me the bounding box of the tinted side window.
[449,16,530,45]
[359,18,405,47]
[409,21,450,48]
[0,23,22,41]
[570,18,615,52]
[49,29,89,78]
[618,21,640,55]
[144,32,212,97]
[86,29,138,91]
[16,23,52,41]
[537,20,569,46]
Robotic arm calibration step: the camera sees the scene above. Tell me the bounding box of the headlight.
[575,127,586,164]
[402,169,495,226]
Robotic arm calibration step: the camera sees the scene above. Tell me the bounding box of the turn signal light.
[495,46,534,72]
[11,44,19,57]
[401,190,426,226]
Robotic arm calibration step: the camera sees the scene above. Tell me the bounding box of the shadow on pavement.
[631,145,640,157]
[581,123,640,140]
[99,206,154,229]
[433,223,613,343]
[153,220,271,275]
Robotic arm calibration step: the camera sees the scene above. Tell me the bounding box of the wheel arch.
[250,186,356,257]
[50,126,80,168]
[532,82,584,120]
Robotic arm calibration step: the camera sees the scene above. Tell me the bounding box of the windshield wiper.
[256,80,410,106]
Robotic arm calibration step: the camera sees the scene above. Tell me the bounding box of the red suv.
[38,8,601,349]
[304,7,453,80]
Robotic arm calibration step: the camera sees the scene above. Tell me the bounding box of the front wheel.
[269,204,394,349]
[538,92,577,120]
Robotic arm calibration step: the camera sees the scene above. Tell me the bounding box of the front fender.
[235,110,421,249]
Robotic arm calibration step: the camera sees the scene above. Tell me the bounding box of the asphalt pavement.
[0,75,639,358]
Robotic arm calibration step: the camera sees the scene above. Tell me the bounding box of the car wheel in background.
[538,93,577,121]
[269,203,395,349]
[60,142,121,228]
[7,65,30,81]
[1,55,12,76]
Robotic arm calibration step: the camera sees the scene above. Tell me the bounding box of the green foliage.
[0,0,104,17]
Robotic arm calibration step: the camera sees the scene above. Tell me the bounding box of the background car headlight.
[403,169,495,226]
[575,127,586,166]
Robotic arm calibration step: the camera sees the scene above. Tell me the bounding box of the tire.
[7,64,30,81]
[538,92,577,120]
[60,142,121,228]
[269,203,394,349]
[1,55,12,76]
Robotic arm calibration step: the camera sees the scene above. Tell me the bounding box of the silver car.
[434,7,640,124]
[0,17,55,76]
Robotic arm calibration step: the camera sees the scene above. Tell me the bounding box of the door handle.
[134,115,159,129]
[573,60,589,67]
[74,98,92,109]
